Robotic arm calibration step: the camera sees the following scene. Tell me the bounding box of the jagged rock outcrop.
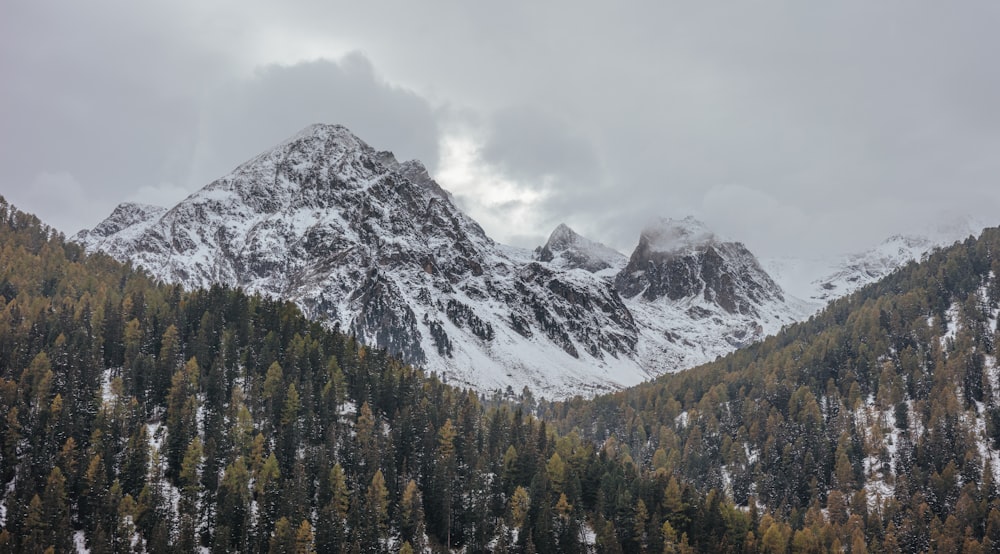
[615,217,783,315]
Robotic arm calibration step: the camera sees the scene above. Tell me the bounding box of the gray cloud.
[2,1,999,259]
[480,106,601,184]
[189,54,440,189]
[1,7,440,234]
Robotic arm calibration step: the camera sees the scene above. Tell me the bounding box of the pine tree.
[546,452,567,495]
[317,463,350,553]
[154,325,181,404]
[431,418,458,546]
[218,456,251,551]
[361,469,389,549]
[41,466,72,552]
[294,520,315,554]
[23,494,48,553]
[165,358,199,479]
[510,486,531,529]
[633,498,649,552]
[256,452,283,544]
[399,479,426,550]
[269,517,295,553]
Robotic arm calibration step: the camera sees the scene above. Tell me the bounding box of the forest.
[2,191,999,553]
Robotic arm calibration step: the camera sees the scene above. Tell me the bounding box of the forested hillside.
[0,197,760,553]
[7,189,1000,552]
[549,228,1000,552]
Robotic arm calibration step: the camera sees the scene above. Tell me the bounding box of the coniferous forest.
[0,198,747,553]
[3,191,1000,553]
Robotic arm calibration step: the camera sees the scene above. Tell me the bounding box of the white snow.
[0,476,12,527]
[764,217,989,310]
[538,223,627,274]
[943,302,961,346]
[74,530,90,553]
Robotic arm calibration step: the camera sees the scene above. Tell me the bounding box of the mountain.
[615,217,812,373]
[616,216,782,313]
[809,234,936,300]
[77,124,805,397]
[74,202,168,245]
[77,124,651,396]
[765,217,988,307]
[551,227,1000,552]
[534,223,626,275]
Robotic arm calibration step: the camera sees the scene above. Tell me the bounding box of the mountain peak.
[544,223,581,250]
[536,223,625,273]
[263,123,373,161]
[291,122,353,140]
[617,215,782,314]
[74,202,167,243]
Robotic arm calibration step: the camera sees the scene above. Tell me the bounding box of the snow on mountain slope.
[809,234,936,301]
[75,202,167,247]
[764,218,988,310]
[77,124,818,397]
[77,124,653,397]
[614,217,814,371]
[534,223,626,276]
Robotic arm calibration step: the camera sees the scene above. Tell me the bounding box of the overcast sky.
[2,1,999,259]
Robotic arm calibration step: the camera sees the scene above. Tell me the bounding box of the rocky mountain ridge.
[77,125,812,396]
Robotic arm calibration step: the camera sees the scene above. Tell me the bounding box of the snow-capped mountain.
[534,223,626,275]
[76,202,168,244]
[77,124,806,397]
[615,217,812,373]
[764,218,987,308]
[616,217,782,313]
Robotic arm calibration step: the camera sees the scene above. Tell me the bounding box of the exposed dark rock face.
[350,269,426,365]
[615,218,783,316]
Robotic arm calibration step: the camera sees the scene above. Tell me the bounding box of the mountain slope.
[616,217,813,373]
[77,124,652,396]
[78,124,807,397]
[765,217,988,306]
[534,223,626,275]
[551,227,1000,552]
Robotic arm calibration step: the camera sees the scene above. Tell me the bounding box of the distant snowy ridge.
[77,124,838,397]
[764,219,988,309]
